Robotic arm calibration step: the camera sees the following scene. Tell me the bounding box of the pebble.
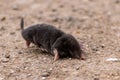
[91,46,99,52]
[43,58,47,60]
[67,16,74,22]
[96,51,101,54]
[92,48,98,52]
[1,58,9,63]
[18,51,22,54]
[49,68,53,71]
[106,58,120,62]
[10,69,15,73]
[27,73,32,77]
[10,32,15,35]
[42,77,46,80]
[1,17,6,21]
[41,72,50,77]
[5,54,10,58]
[12,5,19,10]
[75,66,80,70]
[52,17,59,22]
[52,9,57,12]
[101,44,105,48]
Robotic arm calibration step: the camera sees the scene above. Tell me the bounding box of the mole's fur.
[20,18,85,61]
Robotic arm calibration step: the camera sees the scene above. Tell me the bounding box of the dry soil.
[0,0,120,80]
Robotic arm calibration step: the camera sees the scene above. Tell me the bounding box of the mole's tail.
[20,17,24,30]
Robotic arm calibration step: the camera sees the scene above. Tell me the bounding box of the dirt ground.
[0,0,120,80]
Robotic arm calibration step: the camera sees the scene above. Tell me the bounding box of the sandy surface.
[0,0,120,80]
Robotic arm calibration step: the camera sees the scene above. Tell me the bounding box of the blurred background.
[0,0,120,80]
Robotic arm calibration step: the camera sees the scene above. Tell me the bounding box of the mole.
[20,18,85,61]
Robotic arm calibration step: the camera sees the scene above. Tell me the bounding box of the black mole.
[20,18,85,61]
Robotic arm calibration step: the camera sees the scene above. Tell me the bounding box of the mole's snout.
[53,49,59,61]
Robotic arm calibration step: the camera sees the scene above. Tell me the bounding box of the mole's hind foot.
[26,41,31,48]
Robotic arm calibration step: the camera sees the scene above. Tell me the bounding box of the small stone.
[5,54,10,58]
[10,69,15,73]
[92,46,99,52]
[12,5,19,10]
[42,77,46,80]
[52,9,57,12]
[96,51,101,54]
[101,44,105,48]
[67,16,74,22]
[43,58,47,60]
[92,48,98,51]
[49,68,53,71]
[75,66,80,70]
[1,17,6,21]
[10,32,15,35]
[27,73,32,77]
[52,17,59,22]
[18,51,22,54]
[41,72,50,77]
[106,58,120,62]
[1,58,9,63]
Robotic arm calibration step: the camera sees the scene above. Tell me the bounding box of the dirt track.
[0,0,120,80]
